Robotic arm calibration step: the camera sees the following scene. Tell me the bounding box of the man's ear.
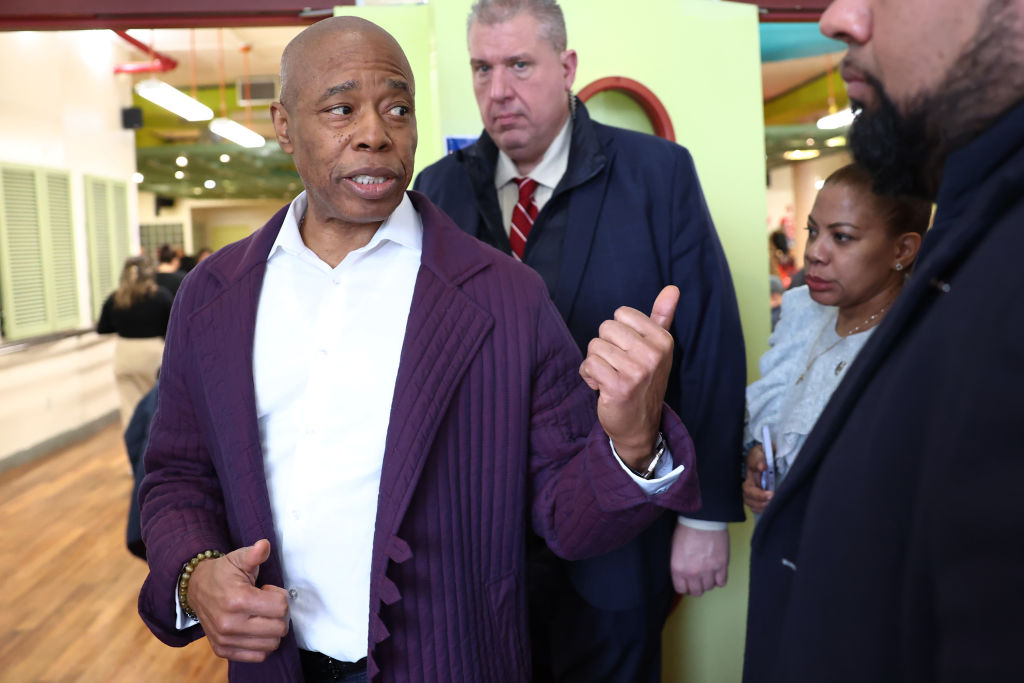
[270,102,293,153]
[561,49,578,91]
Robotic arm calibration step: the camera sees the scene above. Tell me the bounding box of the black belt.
[299,649,367,681]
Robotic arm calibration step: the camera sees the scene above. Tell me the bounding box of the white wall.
[0,30,138,467]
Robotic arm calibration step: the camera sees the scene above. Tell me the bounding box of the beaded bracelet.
[178,549,223,621]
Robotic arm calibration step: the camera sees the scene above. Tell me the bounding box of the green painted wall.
[208,224,255,251]
[585,90,657,136]
[341,2,770,680]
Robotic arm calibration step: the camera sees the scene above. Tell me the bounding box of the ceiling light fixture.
[825,135,848,148]
[174,170,185,179]
[816,54,854,131]
[175,155,188,167]
[204,179,217,189]
[219,153,231,163]
[134,78,213,122]
[783,149,821,161]
[817,108,855,130]
[210,117,266,148]
[208,29,265,149]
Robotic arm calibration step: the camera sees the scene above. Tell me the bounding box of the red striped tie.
[510,176,538,260]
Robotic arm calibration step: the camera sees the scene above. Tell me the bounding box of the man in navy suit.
[414,1,746,680]
[743,0,1024,681]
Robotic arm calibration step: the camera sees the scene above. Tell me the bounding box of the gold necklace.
[795,298,894,384]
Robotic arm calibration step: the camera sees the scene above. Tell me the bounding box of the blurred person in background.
[155,244,186,297]
[96,256,172,427]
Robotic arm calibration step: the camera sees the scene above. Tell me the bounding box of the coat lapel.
[462,135,509,250]
[188,207,288,577]
[550,104,610,320]
[374,192,496,540]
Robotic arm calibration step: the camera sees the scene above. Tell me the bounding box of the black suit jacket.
[415,103,746,609]
[744,102,1024,682]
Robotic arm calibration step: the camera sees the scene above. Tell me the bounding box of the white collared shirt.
[495,116,573,233]
[251,192,421,660]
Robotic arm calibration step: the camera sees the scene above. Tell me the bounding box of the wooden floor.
[0,422,227,682]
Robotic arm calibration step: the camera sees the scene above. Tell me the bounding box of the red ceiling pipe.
[112,29,178,74]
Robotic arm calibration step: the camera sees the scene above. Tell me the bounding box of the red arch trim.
[577,76,676,142]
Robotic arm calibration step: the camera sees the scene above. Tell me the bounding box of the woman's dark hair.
[770,229,790,254]
[157,244,177,264]
[823,163,932,238]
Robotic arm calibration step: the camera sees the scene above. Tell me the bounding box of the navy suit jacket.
[743,103,1024,682]
[415,104,746,608]
[137,192,702,682]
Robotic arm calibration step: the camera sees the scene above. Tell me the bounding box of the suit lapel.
[374,193,495,539]
[549,105,610,319]
[462,136,509,250]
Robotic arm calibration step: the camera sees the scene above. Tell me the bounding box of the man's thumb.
[232,538,272,582]
[650,285,680,331]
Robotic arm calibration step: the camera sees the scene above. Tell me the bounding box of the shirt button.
[288,589,298,599]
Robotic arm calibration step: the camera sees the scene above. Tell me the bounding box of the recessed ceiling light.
[175,156,188,167]
[132,172,144,184]
[783,149,821,161]
[220,154,231,163]
[192,187,202,195]
[204,179,216,189]
[174,170,185,180]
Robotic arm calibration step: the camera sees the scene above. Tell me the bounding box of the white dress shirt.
[253,192,421,661]
[495,116,573,233]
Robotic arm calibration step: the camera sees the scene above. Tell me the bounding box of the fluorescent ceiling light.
[817,108,855,130]
[209,117,265,148]
[783,149,821,161]
[825,136,847,148]
[135,78,213,122]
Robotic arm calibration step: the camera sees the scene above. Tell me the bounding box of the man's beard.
[848,0,1023,200]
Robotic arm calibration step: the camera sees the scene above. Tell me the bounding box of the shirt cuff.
[676,517,729,531]
[610,437,684,494]
[175,584,199,630]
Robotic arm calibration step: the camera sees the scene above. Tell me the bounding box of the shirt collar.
[269,190,423,263]
[494,116,573,190]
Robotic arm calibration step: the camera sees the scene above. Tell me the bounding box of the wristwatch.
[631,432,666,480]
